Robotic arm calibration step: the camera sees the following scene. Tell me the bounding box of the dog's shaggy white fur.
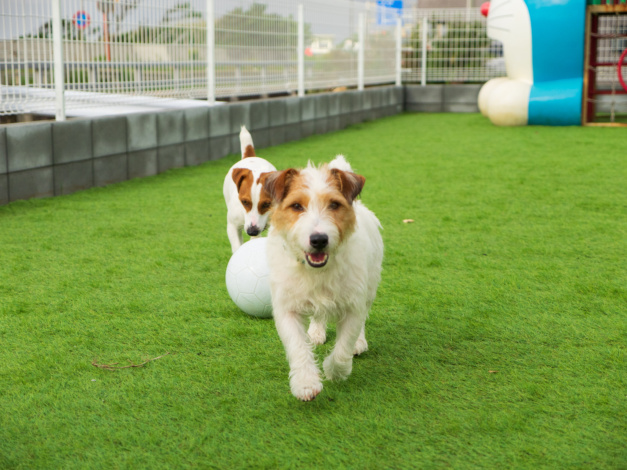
[262,156,383,401]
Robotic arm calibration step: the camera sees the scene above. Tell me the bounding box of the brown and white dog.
[262,156,384,401]
[223,126,276,253]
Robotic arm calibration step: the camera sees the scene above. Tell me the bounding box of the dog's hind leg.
[227,222,243,253]
[307,318,327,346]
[275,311,323,401]
[323,311,365,381]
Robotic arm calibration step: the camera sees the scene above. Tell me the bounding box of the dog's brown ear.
[260,168,299,203]
[330,169,366,203]
[232,168,252,191]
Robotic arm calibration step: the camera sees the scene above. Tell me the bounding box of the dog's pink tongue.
[310,252,326,262]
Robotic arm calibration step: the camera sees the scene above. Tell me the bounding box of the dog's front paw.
[290,372,323,401]
[323,355,352,381]
[307,321,327,346]
[353,337,368,356]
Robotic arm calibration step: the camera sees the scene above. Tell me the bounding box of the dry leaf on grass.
[403,219,414,224]
[92,352,170,371]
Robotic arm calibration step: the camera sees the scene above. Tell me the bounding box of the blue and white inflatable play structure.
[478,0,587,126]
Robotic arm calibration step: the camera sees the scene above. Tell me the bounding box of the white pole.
[420,16,427,87]
[206,0,215,105]
[357,13,365,91]
[297,4,304,97]
[395,17,402,87]
[52,0,65,121]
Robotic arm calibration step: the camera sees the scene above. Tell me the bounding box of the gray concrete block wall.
[94,153,127,187]
[54,160,93,196]
[405,84,480,113]
[443,85,482,113]
[93,116,126,158]
[7,122,53,172]
[0,85,407,205]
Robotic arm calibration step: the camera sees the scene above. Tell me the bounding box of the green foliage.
[215,2,312,48]
[0,114,625,468]
[23,19,83,41]
[114,3,205,45]
[409,20,493,71]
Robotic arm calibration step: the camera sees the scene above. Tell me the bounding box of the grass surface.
[1,113,625,469]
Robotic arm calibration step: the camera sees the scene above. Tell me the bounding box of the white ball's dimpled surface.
[225,238,272,318]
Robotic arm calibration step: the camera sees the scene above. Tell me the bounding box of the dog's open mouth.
[305,251,328,268]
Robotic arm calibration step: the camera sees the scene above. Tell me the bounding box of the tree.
[215,3,312,50]
[113,2,206,44]
[25,19,81,40]
[408,19,493,82]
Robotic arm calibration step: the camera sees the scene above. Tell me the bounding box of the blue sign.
[73,11,91,29]
[377,0,403,26]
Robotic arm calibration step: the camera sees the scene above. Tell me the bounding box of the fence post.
[52,0,66,121]
[298,4,304,97]
[358,13,365,91]
[421,16,427,87]
[134,66,142,94]
[206,0,215,105]
[395,17,402,86]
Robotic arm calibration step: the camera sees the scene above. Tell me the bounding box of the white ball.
[225,237,273,318]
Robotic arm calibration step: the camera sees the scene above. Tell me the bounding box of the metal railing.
[0,1,499,120]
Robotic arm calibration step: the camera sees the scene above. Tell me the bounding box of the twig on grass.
[92,352,170,371]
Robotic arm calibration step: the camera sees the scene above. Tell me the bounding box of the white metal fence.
[0,1,500,120]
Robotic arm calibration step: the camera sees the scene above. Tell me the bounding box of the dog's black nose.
[309,233,328,250]
[247,226,261,236]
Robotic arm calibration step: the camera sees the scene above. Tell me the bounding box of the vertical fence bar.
[395,17,402,86]
[358,13,365,91]
[298,4,304,97]
[421,16,428,86]
[52,0,65,121]
[206,0,215,105]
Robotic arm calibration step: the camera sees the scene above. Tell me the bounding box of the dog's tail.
[240,126,256,159]
[328,155,353,172]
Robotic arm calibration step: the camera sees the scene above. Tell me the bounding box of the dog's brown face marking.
[323,167,364,241]
[263,166,363,244]
[328,168,365,204]
[232,168,254,212]
[318,189,356,242]
[269,170,310,232]
[256,174,273,215]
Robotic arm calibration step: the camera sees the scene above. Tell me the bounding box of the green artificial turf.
[1,113,625,469]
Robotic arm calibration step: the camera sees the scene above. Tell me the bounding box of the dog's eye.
[261,202,271,210]
[290,203,304,212]
[329,201,340,210]
[241,199,252,208]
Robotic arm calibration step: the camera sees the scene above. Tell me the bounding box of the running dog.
[223,126,276,253]
[261,156,383,401]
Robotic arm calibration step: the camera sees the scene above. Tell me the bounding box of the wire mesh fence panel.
[1,1,508,118]
[215,0,299,99]
[364,5,398,87]
[302,0,359,91]
[1,0,211,116]
[0,1,56,115]
[60,0,210,108]
[402,8,504,84]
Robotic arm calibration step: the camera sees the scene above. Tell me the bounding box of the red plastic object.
[481,2,490,17]
[618,47,627,93]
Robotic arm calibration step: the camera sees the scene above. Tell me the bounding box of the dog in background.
[223,126,276,253]
[261,156,383,401]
